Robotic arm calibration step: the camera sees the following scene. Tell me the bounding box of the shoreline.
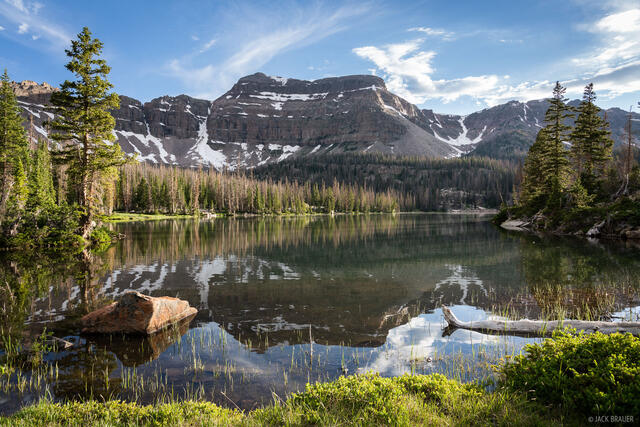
[103,209,499,223]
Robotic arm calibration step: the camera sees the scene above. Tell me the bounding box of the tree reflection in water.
[0,214,638,414]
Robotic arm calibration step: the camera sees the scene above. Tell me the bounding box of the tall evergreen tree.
[27,139,56,212]
[540,81,573,208]
[50,27,128,238]
[0,69,29,219]
[569,83,614,196]
[519,128,548,206]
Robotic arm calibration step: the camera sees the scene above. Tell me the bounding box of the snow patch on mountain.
[250,92,329,102]
[433,118,485,147]
[270,76,289,86]
[189,111,228,169]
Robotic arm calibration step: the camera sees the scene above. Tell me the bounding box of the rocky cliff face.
[201,73,455,168]
[11,76,640,169]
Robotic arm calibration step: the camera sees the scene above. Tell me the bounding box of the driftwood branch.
[442,306,640,337]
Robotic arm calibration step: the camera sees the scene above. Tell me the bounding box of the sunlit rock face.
[11,78,640,168]
[205,72,456,163]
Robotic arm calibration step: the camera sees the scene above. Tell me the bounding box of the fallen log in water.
[442,306,640,337]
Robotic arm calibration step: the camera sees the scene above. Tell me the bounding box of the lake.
[1,213,639,414]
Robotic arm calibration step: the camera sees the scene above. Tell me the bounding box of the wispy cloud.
[354,39,503,104]
[167,2,371,99]
[572,6,640,71]
[199,38,216,53]
[355,2,640,107]
[0,0,71,50]
[408,26,455,41]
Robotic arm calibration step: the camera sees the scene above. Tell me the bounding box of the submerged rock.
[81,291,197,335]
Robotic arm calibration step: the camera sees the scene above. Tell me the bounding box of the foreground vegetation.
[1,374,560,426]
[2,330,637,426]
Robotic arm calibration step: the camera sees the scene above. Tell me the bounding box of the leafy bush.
[89,227,113,251]
[492,205,509,225]
[279,374,482,425]
[3,205,84,251]
[500,330,640,416]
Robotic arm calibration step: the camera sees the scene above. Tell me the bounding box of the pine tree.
[27,139,56,212]
[50,27,128,238]
[519,129,549,207]
[133,177,150,212]
[540,81,573,208]
[569,83,614,196]
[0,69,29,219]
[7,158,28,218]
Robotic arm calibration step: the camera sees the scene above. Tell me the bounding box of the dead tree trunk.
[442,306,640,336]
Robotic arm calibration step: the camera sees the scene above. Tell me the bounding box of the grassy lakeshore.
[1,374,564,426]
[102,210,493,224]
[102,212,199,222]
[101,211,398,223]
[3,330,638,426]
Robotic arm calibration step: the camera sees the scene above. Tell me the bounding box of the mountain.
[11,74,640,169]
[422,99,640,160]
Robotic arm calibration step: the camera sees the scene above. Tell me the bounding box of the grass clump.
[253,373,556,426]
[500,330,640,417]
[2,400,243,426]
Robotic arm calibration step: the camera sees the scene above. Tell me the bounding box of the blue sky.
[0,0,639,114]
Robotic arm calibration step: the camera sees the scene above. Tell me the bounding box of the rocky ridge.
[11,74,640,169]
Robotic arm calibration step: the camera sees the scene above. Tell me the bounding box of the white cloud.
[0,25,4,31]
[167,3,370,99]
[5,0,25,12]
[0,0,71,49]
[191,35,199,41]
[408,26,455,41]
[354,39,504,104]
[572,7,640,71]
[354,3,640,107]
[199,38,216,53]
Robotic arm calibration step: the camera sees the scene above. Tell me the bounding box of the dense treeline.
[251,153,518,211]
[114,163,399,215]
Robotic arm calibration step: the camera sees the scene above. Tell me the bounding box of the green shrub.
[500,330,640,416]
[492,205,509,225]
[89,226,114,251]
[3,205,84,251]
[4,400,242,426]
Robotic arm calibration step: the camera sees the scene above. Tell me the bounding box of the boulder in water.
[81,291,197,335]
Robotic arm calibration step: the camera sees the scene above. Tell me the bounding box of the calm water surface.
[1,214,639,413]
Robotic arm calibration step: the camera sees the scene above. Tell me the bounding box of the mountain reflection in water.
[0,214,638,413]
